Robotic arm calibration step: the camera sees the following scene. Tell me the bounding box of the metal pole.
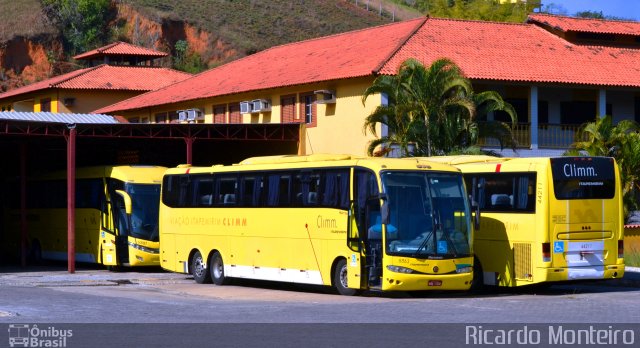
[66,124,76,273]
[185,137,194,165]
[20,143,27,267]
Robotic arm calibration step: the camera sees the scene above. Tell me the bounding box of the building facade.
[94,15,640,157]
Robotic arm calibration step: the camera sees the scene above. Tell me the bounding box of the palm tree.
[361,73,424,156]
[565,115,640,216]
[362,58,517,156]
[400,58,475,156]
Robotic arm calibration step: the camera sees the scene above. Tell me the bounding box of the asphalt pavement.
[0,263,638,288]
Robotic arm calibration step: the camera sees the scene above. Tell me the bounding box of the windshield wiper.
[413,223,437,258]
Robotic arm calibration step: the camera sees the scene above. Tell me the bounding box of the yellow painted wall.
[116,76,383,156]
[57,90,140,114]
[2,89,140,114]
[305,78,380,156]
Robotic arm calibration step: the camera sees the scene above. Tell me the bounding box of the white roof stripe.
[0,112,119,124]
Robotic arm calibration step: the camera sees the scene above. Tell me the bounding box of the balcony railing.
[477,123,584,149]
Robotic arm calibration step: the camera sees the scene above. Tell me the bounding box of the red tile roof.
[379,18,640,87]
[95,16,640,114]
[94,18,426,113]
[528,13,640,36]
[73,41,168,60]
[0,65,192,99]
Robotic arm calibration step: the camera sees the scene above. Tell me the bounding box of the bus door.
[549,157,616,280]
[99,194,118,266]
[111,193,131,265]
[352,169,382,288]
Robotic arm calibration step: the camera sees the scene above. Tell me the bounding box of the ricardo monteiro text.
[465,325,635,345]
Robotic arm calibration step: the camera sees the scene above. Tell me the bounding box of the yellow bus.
[4,165,166,268]
[430,155,625,288]
[159,154,476,295]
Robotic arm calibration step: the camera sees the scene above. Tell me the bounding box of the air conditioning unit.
[178,110,188,122]
[240,101,253,114]
[186,108,204,122]
[251,99,271,112]
[314,90,336,104]
[63,97,75,106]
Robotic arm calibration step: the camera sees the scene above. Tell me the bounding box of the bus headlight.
[128,242,160,254]
[456,265,472,274]
[386,265,416,274]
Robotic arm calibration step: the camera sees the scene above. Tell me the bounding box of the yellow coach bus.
[159,154,476,295]
[3,165,166,268]
[430,156,625,288]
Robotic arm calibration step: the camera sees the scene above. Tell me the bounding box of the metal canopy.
[0,119,300,141]
[2,113,300,273]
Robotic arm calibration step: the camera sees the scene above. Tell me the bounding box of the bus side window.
[216,175,237,207]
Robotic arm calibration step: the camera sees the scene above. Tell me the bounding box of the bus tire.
[210,251,229,286]
[333,259,358,296]
[470,257,485,293]
[29,240,42,265]
[191,250,211,284]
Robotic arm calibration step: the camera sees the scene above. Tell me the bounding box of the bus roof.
[36,165,167,183]
[426,155,509,165]
[166,154,461,175]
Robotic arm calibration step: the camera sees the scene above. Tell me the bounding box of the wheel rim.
[339,264,348,288]
[194,255,206,278]
[213,256,223,279]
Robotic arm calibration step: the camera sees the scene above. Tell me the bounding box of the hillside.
[127,0,421,55]
[0,0,422,92]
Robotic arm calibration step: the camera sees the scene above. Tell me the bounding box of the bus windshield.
[381,171,471,259]
[126,183,161,242]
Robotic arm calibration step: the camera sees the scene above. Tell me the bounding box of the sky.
[543,0,640,21]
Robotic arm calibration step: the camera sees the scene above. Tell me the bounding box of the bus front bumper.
[543,265,625,282]
[381,272,473,291]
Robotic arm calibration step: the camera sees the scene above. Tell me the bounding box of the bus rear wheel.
[191,250,211,284]
[210,251,229,286]
[333,259,358,296]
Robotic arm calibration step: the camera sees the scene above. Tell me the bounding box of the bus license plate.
[428,280,442,286]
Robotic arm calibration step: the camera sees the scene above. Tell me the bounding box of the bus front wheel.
[333,259,358,296]
[210,251,229,286]
[471,257,485,293]
[191,250,212,284]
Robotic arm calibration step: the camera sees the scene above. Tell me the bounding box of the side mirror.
[379,193,389,225]
[469,195,480,231]
[115,190,132,215]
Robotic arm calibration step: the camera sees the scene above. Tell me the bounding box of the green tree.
[362,58,517,157]
[361,74,425,156]
[565,115,640,217]
[173,40,206,74]
[401,0,542,23]
[576,10,605,19]
[401,58,475,156]
[41,0,115,56]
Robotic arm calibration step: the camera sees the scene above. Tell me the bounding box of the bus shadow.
[0,259,164,274]
[457,280,640,298]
